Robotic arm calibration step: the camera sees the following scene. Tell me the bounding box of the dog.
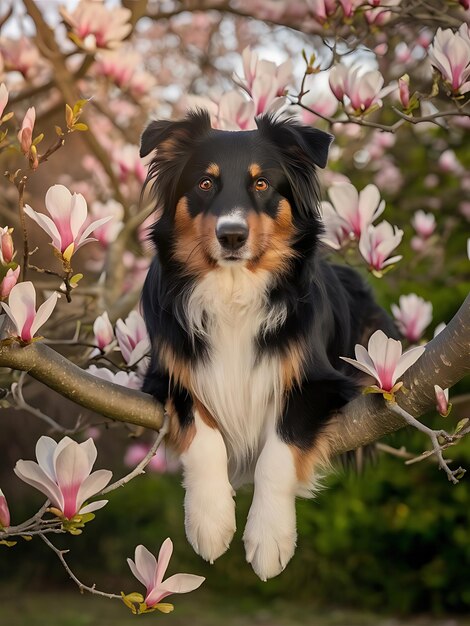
[140,110,394,581]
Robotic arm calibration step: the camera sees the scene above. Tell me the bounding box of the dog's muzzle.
[216,216,249,257]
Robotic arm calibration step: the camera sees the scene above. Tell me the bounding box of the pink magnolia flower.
[86,365,142,390]
[1,281,58,342]
[0,266,21,299]
[14,436,112,519]
[0,488,10,528]
[339,0,363,18]
[341,329,426,393]
[127,539,205,609]
[89,199,124,247]
[364,0,401,26]
[434,385,450,416]
[438,149,464,175]
[24,185,112,262]
[329,64,394,113]
[18,107,35,155]
[0,226,15,264]
[0,37,41,79]
[391,293,433,343]
[93,312,114,351]
[124,442,180,474]
[306,0,337,23]
[411,210,436,239]
[398,75,410,108]
[95,48,140,88]
[217,91,256,130]
[300,74,338,124]
[0,83,8,119]
[322,182,385,241]
[428,25,470,95]
[237,48,292,115]
[115,311,150,367]
[320,202,349,250]
[60,1,132,50]
[113,145,147,184]
[359,221,403,273]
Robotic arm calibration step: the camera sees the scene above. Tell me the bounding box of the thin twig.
[386,401,465,484]
[40,533,122,600]
[100,415,169,495]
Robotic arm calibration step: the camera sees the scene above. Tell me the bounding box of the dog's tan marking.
[289,433,334,484]
[165,397,196,453]
[206,163,220,177]
[158,342,191,390]
[173,197,217,276]
[193,398,218,429]
[280,340,306,391]
[246,200,297,274]
[249,163,262,178]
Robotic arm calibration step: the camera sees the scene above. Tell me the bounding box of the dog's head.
[141,109,333,276]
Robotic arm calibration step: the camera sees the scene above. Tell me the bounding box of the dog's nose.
[216,220,249,251]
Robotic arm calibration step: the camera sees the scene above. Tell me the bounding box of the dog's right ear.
[140,109,213,158]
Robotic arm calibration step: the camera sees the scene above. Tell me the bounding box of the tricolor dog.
[140,110,393,580]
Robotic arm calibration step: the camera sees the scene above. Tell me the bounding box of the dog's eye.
[199,178,213,191]
[255,178,269,191]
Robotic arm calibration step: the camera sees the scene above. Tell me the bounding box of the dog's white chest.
[186,268,283,483]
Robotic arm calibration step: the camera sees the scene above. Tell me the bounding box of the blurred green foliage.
[2,422,469,615]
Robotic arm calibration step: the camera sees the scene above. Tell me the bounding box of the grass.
[3,591,470,626]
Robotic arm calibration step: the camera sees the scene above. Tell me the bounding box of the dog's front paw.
[184,481,236,564]
[243,497,297,581]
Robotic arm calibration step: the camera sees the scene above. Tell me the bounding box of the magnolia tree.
[0,0,469,613]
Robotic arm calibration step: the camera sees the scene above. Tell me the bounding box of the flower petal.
[24,205,62,250]
[393,345,426,382]
[76,469,112,509]
[79,499,108,514]
[35,436,58,481]
[134,545,158,589]
[5,281,36,337]
[77,216,113,246]
[155,538,173,586]
[146,574,205,605]
[339,356,378,379]
[30,291,58,337]
[14,460,63,509]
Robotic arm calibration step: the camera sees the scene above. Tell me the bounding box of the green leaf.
[65,104,74,128]
[32,133,44,146]
[0,540,17,547]
[454,417,468,435]
[70,273,83,286]
[72,123,88,132]
[155,603,174,614]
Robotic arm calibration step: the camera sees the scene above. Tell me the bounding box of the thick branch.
[1,294,469,455]
[0,341,163,429]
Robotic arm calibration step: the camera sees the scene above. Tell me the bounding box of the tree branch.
[0,293,468,456]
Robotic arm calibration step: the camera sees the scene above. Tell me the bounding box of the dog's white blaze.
[185,266,284,484]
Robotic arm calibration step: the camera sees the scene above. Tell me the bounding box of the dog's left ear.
[286,125,334,169]
[256,116,334,169]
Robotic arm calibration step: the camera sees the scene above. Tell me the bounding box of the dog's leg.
[181,411,236,563]
[243,425,298,581]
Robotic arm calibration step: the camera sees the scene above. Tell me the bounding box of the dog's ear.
[257,116,333,219]
[140,120,175,158]
[286,125,333,170]
[140,109,213,158]
[256,115,333,169]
